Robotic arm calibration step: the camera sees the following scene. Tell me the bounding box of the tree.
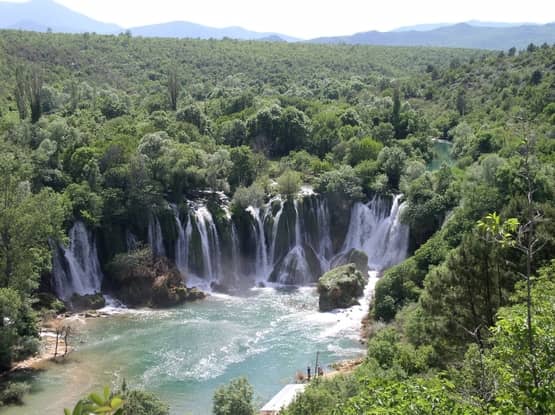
[167,68,180,111]
[277,169,301,200]
[121,390,169,415]
[213,377,255,415]
[377,147,407,190]
[456,89,467,116]
[391,87,401,138]
[14,66,28,121]
[229,146,257,190]
[488,262,555,414]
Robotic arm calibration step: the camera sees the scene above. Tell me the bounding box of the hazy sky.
[6,0,555,38]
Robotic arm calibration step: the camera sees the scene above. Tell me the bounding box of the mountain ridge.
[1,0,554,49]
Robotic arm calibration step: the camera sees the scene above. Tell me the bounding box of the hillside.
[312,22,555,50]
[0,30,554,413]
[0,0,121,34]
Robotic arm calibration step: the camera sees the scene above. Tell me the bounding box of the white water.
[9,280,378,415]
[247,206,269,278]
[51,221,103,300]
[172,206,188,275]
[193,206,222,282]
[342,195,409,270]
[268,200,284,267]
[148,214,166,257]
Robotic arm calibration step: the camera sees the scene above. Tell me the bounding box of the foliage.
[121,390,169,415]
[212,377,255,415]
[277,169,301,199]
[487,262,555,414]
[0,381,30,406]
[64,386,124,415]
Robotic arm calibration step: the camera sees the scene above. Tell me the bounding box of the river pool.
[5,277,376,415]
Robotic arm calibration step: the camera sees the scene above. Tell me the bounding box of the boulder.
[70,293,106,311]
[317,263,366,312]
[108,247,206,308]
[330,249,369,275]
[185,287,207,301]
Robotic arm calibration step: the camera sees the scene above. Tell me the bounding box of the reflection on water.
[4,280,375,415]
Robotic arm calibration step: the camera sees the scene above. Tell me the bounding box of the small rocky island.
[317,263,367,312]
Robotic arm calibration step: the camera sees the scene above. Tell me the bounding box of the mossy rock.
[70,293,106,311]
[330,249,369,275]
[108,247,206,308]
[317,263,366,312]
[34,292,67,314]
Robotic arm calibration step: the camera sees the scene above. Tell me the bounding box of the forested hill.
[0,29,554,413]
[312,22,555,50]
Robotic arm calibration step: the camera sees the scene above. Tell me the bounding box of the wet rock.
[70,293,106,311]
[108,247,206,308]
[330,249,369,275]
[317,264,366,312]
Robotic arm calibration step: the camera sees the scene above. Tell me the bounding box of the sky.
[5,0,555,38]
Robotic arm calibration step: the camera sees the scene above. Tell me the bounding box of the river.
[5,275,377,415]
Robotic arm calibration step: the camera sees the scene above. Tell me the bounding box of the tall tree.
[167,68,180,111]
[14,66,28,121]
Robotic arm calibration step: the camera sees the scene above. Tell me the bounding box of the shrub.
[213,377,255,415]
[0,381,30,406]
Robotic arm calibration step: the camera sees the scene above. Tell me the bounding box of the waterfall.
[247,206,269,278]
[268,199,283,266]
[148,214,166,257]
[172,206,190,275]
[313,198,333,269]
[342,194,409,271]
[51,221,103,300]
[293,200,302,247]
[230,223,241,283]
[126,230,139,251]
[194,206,222,281]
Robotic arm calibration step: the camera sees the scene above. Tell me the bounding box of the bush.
[122,390,169,415]
[213,377,255,415]
[277,169,301,199]
[0,381,30,406]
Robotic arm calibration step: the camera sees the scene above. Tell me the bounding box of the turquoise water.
[428,140,453,171]
[5,282,374,415]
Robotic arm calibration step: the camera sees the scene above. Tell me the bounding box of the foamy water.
[5,276,377,415]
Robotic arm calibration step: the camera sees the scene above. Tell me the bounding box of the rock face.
[330,249,369,275]
[108,247,206,308]
[70,293,106,311]
[317,264,366,312]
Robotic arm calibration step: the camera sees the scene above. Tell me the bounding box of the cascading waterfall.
[272,199,314,285]
[51,221,104,300]
[51,192,411,301]
[126,230,139,251]
[148,214,166,257]
[230,223,241,283]
[194,206,222,281]
[341,194,409,270]
[172,206,189,275]
[247,206,269,278]
[313,198,333,268]
[268,199,284,267]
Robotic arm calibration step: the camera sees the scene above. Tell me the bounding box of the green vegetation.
[0,28,553,412]
[213,377,255,415]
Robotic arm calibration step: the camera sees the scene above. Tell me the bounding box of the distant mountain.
[128,21,298,42]
[0,0,121,34]
[392,20,539,32]
[311,23,555,50]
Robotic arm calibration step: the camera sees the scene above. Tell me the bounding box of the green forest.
[0,29,554,414]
